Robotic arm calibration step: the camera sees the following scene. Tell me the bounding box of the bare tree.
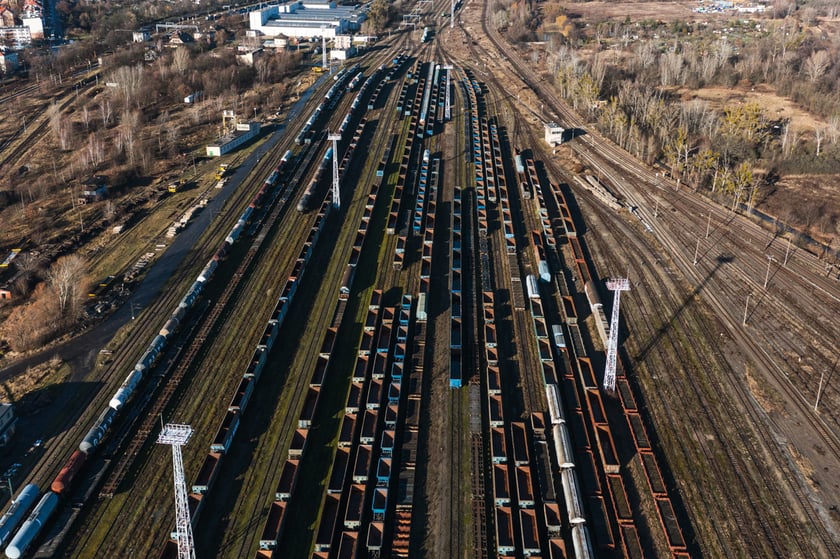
[46,254,88,319]
[814,126,825,156]
[14,252,43,276]
[100,99,113,128]
[48,103,73,151]
[255,56,272,84]
[86,133,106,168]
[82,104,91,131]
[172,46,190,75]
[804,50,830,83]
[634,41,656,72]
[828,115,840,145]
[492,9,510,31]
[166,124,181,155]
[108,64,145,108]
[659,49,685,86]
[116,109,141,165]
[780,121,792,157]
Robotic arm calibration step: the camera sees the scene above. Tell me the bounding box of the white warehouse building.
[249,0,367,40]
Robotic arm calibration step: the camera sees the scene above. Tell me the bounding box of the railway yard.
[0,1,839,558]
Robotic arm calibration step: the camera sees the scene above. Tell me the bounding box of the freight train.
[297,147,333,213]
[2,149,295,558]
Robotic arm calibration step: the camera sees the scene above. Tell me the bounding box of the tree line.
[491,4,840,241]
[1,255,89,353]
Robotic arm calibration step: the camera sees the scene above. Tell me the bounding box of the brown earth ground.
[561,0,766,22]
[677,84,826,133]
[760,175,840,244]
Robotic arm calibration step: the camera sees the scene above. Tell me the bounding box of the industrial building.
[206,121,261,157]
[249,0,368,40]
[544,122,566,146]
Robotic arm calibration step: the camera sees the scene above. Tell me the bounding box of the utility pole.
[693,237,701,266]
[814,359,837,412]
[764,255,774,289]
[743,292,750,325]
[603,278,630,394]
[157,424,196,559]
[784,237,792,266]
[706,212,712,238]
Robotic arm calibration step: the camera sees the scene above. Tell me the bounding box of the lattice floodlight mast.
[328,133,341,208]
[157,424,195,559]
[321,28,328,74]
[443,66,453,121]
[603,278,630,394]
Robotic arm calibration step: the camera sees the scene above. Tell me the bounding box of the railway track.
[454,0,840,554]
[638,198,840,554]
[502,51,837,552]
[0,75,98,170]
[60,73,346,556]
[568,99,840,553]
[261,44,420,559]
[474,62,546,420]
[66,144,311,558]
[472,0,840,442]
[426,43,470,559]
[496,48,836,555]
[576,177,836,556]
[7,24,436,559]
[207,40,434,559]
[427,44,483,559]
[20,210,239,493]
[96,151,310,500]
[192,52,408,556]
[16,1,838,556]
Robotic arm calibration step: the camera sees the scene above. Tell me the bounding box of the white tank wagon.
[0,485,39,549]
[539,260,551,283]
[551,423,576,470]
[4,492,59,559]
[571,523,594,559]
[561,467,586,525]
[526,274,540,299]
[198,259,218,283]
[109,369,144,410]
[545,383,564,425]
[80,407,118,453]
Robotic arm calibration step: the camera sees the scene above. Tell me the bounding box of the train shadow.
[0,381,101,496]
[633,254,733,366]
